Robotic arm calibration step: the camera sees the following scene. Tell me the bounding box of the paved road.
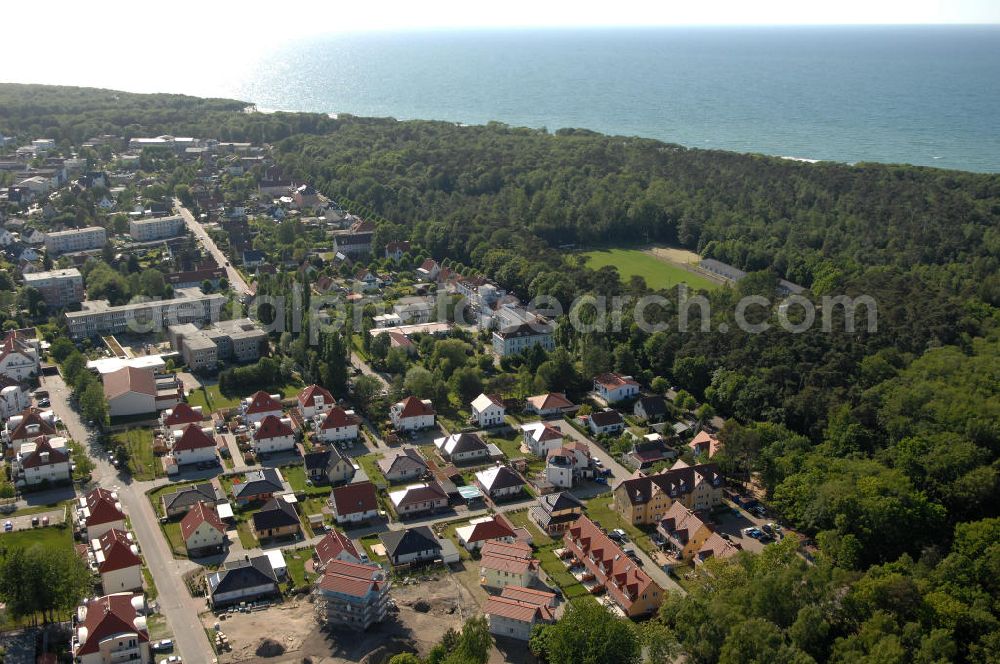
[41,375,214,664]
[173,199,251,296]
[350,351,390,390]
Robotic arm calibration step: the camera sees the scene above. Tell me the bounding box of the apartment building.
[313,560,392,630]
[22,268,84,308]
[492,320,555,358]
[613,461,726,526]
[167,319,268,370]
[44,226,107,254]
[65,288,226,339]
[72,593,152,664]
[129,215,185,241]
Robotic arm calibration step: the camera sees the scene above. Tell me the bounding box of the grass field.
[581,248,720,291]
[113,428,163,481]
[0,523,73,552]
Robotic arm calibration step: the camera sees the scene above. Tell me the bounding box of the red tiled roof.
[245,390,282,415]
[330,481,378,516]
[499,584,556,606]
[594,373,639,389]
[95,529,141,573]
[316,559,384,597]
[396,396,434,418]
[20,436,69,468]
[298,384,334,407]
[254,414,294,439]
[526,392,574,411]
[418,259,438,272]
[163,402,203,427]
[84,488,124,527]
[173,424,216,451]
[318,406,359,430]
[315,530,360,565]
[75,594,148,656]
[9,407,55,441]
[180,502,224,540]
[465,517,515,544]
[483,595,554,623]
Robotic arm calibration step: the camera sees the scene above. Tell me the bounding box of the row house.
[478,540,540,589]
[484,586,556,641]
[657,501,741,565]
[613,461,726,526]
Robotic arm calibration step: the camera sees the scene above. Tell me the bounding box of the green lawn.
[284,547,316,588]
[282,465,331,497]
[586,495,657,557]
[0,524,73,552]
[161,522,187,557]
[359,535,386,562]
[113,428,163,481]
[236,521,257,549]
[581,248,720,291]
[355,453,387,488]
[186,381,304,413]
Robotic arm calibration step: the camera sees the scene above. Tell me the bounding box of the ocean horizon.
[10,25,1000,172]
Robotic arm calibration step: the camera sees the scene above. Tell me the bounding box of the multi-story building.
[128,215,185,241]
[0,329,41,382]
[313,560,391,630]
[491,320,555,358]
[563,516,664,618]
[44,226,107,254]
[484,586,556,641]
[166,319,268,371]
[66,288,226,339]
[72,593,152,664]
[613,461,726,526]
[390,397,436,431]
[22,268,84,308]
[13,435,71,486]
[529,491,585,536]
[657,501,741,565]
[90,528,143,594]
[478,540,540,589]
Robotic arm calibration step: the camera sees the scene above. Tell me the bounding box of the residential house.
[478,540,539,589]
[657,501,740,565]
[376,447,427,483]
[629,434,675,469]
[314,560,392,630]
[206,555,280,608]
[529,491,584,536]
[313,406,360,444]
[491,321,555,358]
[0,329,41,382]
[332,218,374,257]
[297,384,335,420]
[634,396,668,422]
[302,446,356,485]
[44,226,106,254]
[564,516,664,618]
[72,593,152,664]
[390,397,436,431]
[14,436,70,486]
[688,431,721,459]
[470,393,505,428]
[388,481,448,518]
[593,373,640,403]
[384,241,411,262]
[159,403,204,432]
[416,259,440,280]
[588,409,625,436]
[91,529,143,593]
[241,391,283,424]
[525,392,575,417]
[231,468,285,506]
[434,432,489,464]
[242,249,266,268]
[0,377,30,420]
[65,288,225,339]
[521,421,565,457]
[545,443,592,489]
[170,424,218,466]
[252,415,296,454]
[251,497,301,541]
[613,461,726,526]
[455,516,516,551]
[128,215,185,241]
[314,530,362,570]
[484,591,555,641]
[161,482,219,517]
[329,481,379,526]
[4,406,56,446]
[78,488,126,540]
[181,502,227,556]
[475,466,525,501]
[379,526,442,566]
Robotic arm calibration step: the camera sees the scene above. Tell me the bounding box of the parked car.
[42,516,49,526]
[610,529,628,542]
[31,516,39,527]
[152,640,174,652]
[158,655,181,664]
[3,521,12,532]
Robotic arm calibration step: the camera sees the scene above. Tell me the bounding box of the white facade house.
[128,215,185,242]
[521,421,565,457]
[72,593,152,664]
[79,489,126,540]
[470,393,505,428]
[170,424,218,466]
[15,436,71,486]
[91,529,143,594]
[0,382,31,420]
[390,397,436,431]
[241,391,284,425]
[297,384,335,420]
[434,432,490,464]
[44,226,107,254]
[252,415,296,454]
[313,407,360,443]
[593,373,640,403]
[0,330,41,382]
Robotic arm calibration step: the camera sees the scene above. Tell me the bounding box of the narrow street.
[173,199,252,297]
[41,374,214,664]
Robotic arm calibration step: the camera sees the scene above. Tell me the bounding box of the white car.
[158,656,181,664]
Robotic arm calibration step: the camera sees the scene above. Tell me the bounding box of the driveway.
[41,374,215,664]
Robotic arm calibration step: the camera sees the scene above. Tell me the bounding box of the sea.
[29,26,1000,172]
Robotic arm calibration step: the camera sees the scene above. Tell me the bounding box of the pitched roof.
[75,593,149,656]
[476,465,525,492]
[388,481,447,509]
[461,517,515,544]
[84,488,124,526]
[483,595,554,624]
[297,384,334,407]
[522,421,564,444]
[162,483,217,512]
[9,407,56,440]
[636,396,668,416]
[316,559,386,597]
[377,447,427,475]
[418,259,438,272]
[566,516,661,611]
[688,431,721,457]
[594,372,639,390]
[208,555,277,597]
[102,366,156,399]
[315,530,360,565]
[303,446,350,473]
[396,396,435,418]
[254,414,294,440]
[590,410,624,427]
[615,463,724,506]
[251,498,299,531]
[19,436,69,468]
[317,406,359,430]
[526,392,574,411]
[470,393,503,413]
[437,432,488,456]
[499,584,557,606]
[330,481,378,516]
[232,468,284,498]
[244,390,282,415]
[538,491,584,514]
[94,529,141,573]
[162,402,203,426]
[379,526,440,559]
[180,501,225,540]
[173,424,217,451]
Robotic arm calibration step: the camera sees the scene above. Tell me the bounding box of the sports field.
[581,248,721,291]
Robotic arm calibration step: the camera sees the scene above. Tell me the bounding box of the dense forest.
[3,84,999,663]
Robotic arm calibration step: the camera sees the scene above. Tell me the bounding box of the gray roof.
[379,526,440,559]
[207,555,277,597]
[233,468,283,498]
[162,482,218,512]
[251,498,299,531]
